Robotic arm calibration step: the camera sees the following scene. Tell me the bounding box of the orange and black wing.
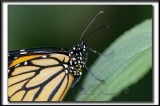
[8,47,74,101]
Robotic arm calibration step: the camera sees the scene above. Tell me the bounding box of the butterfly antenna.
[80,24,109,42]
[80,11,104,42]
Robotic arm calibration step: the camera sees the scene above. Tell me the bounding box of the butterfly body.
[68,41,88,77]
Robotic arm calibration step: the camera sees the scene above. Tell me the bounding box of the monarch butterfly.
[8,11,106,101]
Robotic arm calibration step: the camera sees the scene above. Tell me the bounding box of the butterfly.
[8,11,107,101]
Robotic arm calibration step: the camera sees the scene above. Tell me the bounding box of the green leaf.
[75,19,152,101]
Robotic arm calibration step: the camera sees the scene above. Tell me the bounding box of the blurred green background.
[8,5,152,101]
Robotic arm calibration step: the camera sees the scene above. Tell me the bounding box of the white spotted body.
[68,41,88,77]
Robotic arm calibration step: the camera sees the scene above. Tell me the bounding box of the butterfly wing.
[8,47,74,101]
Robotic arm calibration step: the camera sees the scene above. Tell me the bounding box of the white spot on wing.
[20,52,27,54]
[20,49,25,52]
[42,55,47,58]
[14,57,18,59]
[65,69,68,73]
[24,61,28,65]
[14,64,20,67]
[63,64,68,68]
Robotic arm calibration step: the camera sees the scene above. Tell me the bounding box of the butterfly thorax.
[68,41,88,76]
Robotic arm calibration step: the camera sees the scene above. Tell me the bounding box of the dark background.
[8,5,152,101]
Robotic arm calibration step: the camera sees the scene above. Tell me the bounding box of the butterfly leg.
[69,75,82,101]
[88,47,113,57]
[84,65,104,82]
[71,75,81,88]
